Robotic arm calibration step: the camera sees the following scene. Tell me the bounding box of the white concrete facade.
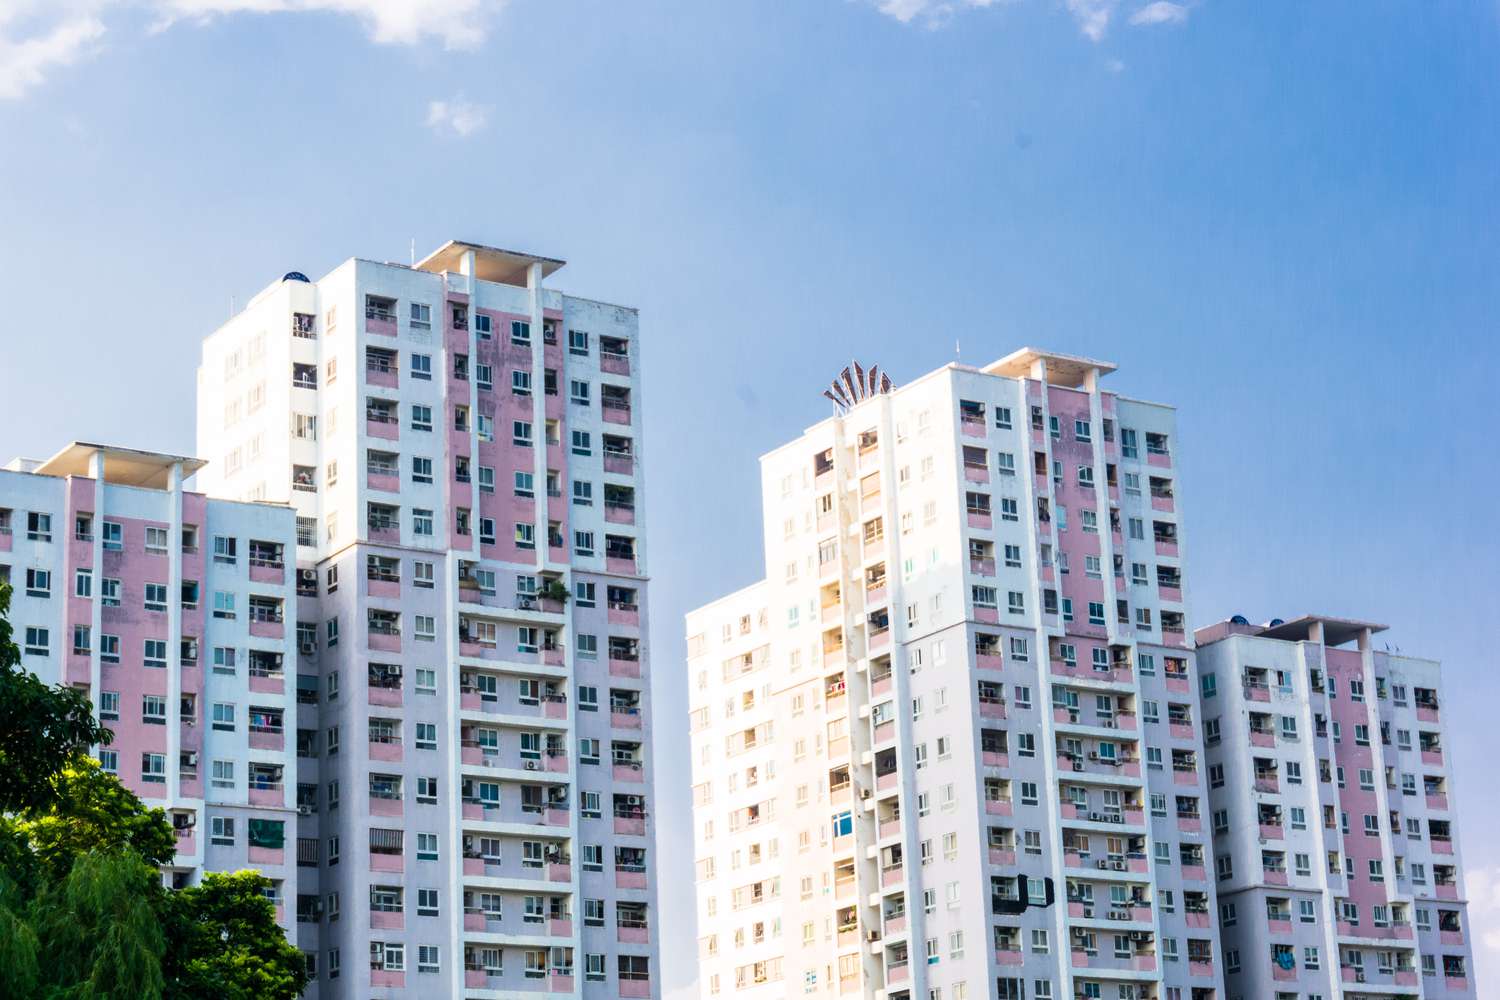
[686,352,1225,1000]
[196,242,659,999]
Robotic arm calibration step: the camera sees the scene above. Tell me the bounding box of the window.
[23,627,48,656]
[27,511,53,542]
[101,520,122,549]
[412,456,433,484]
[144,583,167,612]
[141,752,166,783]
[411,404,432,431]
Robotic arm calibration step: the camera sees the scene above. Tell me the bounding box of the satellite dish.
[1268,618,1285,627]
[1230,615,1249,626]
[282,271,311,283]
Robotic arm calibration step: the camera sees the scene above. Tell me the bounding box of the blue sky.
[3,1,1499,994]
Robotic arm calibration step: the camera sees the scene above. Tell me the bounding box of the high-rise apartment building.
[1194,615,1475,998]
[0,442,299,912]
[686,351,1224,1000]
[196,241,658,998]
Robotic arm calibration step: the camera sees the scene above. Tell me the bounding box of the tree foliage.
[0,582,308,1000]
[160,872,307,1000]
[0,583,112,815]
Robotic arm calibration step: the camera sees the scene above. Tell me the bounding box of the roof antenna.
[955,339,961,361]
[410,239,416,267]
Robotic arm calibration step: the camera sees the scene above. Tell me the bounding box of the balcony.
[248,782,283,807]
[366,360,399,389]
[365,296,397,335]
[368,737,403,763]
[367,625,401,653]
[248,605,284,639]
[369,966,406,988]
[365,408,399,441]
[367,516,400,544]
[248,552,284,584]
[1052,661,1134,686]
[988,847,1016,866]
[602,401,632,426]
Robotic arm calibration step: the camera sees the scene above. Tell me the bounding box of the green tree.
[29,850,166,999]
[0,582,308,1000]
[160,871,308,1000]
[0,583,112,814]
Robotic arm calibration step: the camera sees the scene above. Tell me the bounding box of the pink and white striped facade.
[0,442,299,915]
[1194,615,1475,999]
[195,241,657,999]
[686,350,1224,1000]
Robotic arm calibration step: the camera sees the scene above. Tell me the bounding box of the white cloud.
[1129,1,1188,26]
[1467,865,1500,985]
[0,12,106,100]
[1065,0,1120,42]
[868,0,1194,41]
[426,95,489,137]
[866,0,1001,28]
[151,0,499,50]
[1104,57,1125,73]
[0,0,504,100]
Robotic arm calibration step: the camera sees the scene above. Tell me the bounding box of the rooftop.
[984,347,1118,388]
[30,442,207,489]
[414,240,566,287]
[1197,613,1389,648]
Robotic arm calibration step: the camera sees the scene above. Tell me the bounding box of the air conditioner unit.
[1089,812,1103,822]
[867,931,880,942]
[299,569,316,584]
[1112,860,1127,871]
[297,805,312,816]
[524,760,539,771]
[183,751,198,765]
[1097,860,1109,870]
[861,789,872,799]
[1102,720,1116,729]
[299,642,315,654]
[1131,931,1150,941]
[1073,762,1084,772]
